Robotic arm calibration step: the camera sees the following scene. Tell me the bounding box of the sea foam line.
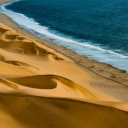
[0,0,128,61]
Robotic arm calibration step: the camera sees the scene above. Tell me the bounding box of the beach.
[0,0,128,128]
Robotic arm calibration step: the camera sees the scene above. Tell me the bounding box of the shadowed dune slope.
[0,20,128,128]
[0,94,128,128]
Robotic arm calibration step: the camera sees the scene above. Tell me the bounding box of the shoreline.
[0,0,128,86]
[1,0,128,127]
[0,0,12,5]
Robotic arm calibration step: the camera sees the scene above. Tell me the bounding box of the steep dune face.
[1,94,128,128]
[0,22,128,128]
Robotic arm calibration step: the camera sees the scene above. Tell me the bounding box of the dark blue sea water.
[0,0,128,72]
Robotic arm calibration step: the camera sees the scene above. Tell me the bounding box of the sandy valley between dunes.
[0,0,128,128]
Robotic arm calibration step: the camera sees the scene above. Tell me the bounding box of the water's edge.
[0,0,128,73]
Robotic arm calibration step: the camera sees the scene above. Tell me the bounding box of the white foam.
[0,0,128,72]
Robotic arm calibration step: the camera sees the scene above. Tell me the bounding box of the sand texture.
[0,21,128,128]
[0,14,128,87]
[0,0,128,127]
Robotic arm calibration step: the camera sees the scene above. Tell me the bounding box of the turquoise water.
[0,0,128,72]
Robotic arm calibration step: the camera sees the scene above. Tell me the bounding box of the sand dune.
[0,14,128,128]
[1,94,128,128]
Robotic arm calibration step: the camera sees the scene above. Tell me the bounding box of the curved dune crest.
[0,94,128,128]
[0,19,128,128]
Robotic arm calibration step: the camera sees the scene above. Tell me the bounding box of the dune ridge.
[0,21,128,128]
[0,1,128,127]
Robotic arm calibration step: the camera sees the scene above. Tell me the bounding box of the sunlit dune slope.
[0,22,128,128]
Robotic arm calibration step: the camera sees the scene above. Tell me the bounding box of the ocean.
[0,0,128,72]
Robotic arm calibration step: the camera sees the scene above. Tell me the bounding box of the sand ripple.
[0,22,128,128]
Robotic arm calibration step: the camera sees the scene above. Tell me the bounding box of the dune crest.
[0,21,128,128]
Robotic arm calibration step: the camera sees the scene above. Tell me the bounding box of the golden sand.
[0,0,128,128]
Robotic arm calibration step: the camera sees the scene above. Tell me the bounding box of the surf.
[0,0,128,72]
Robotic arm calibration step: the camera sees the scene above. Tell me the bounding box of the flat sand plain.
[0,0,128,128]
